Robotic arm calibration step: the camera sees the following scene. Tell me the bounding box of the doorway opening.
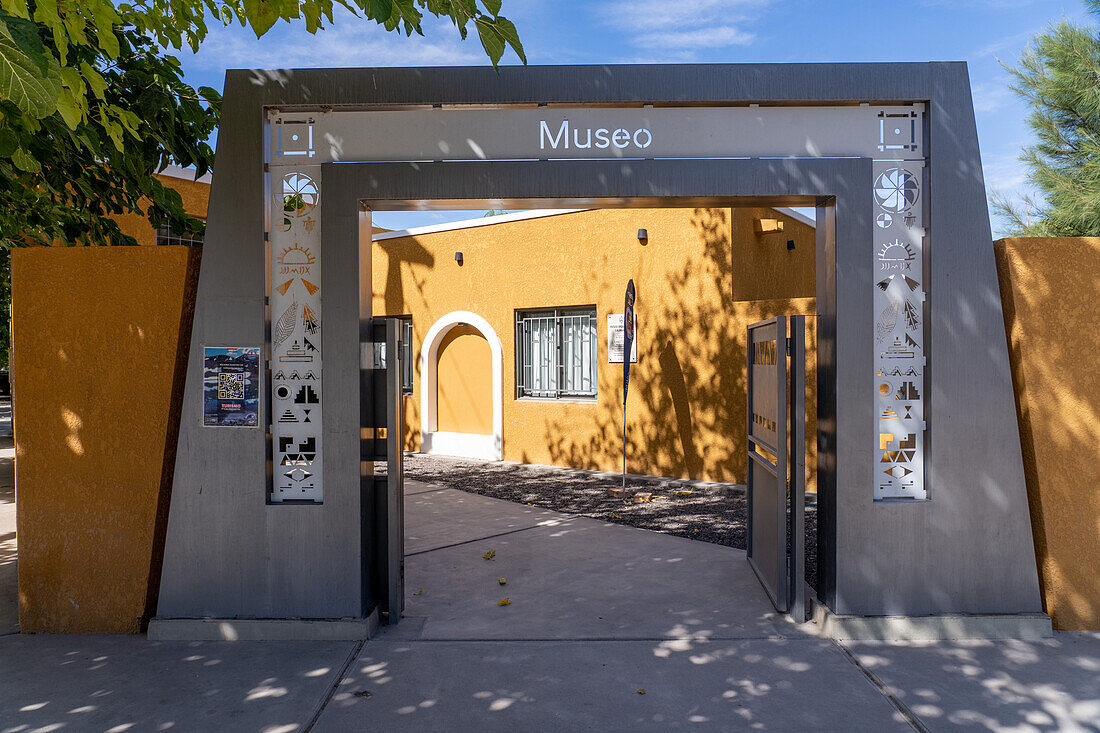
[367,199,823,633]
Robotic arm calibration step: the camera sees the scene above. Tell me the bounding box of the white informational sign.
[607,313,638,364]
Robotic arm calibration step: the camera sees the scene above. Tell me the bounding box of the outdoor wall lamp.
[637,228,648,243]
[787,239,796,251]
[454,251,463,265]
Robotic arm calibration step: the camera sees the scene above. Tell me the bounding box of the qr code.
[218,373,246,399]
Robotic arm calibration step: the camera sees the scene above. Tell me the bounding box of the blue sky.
[177,0,1091,234]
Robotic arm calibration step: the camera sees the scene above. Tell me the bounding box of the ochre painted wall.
[373,207,817,486]
[111,174,211,245]
[436,326,493,435]
[995,237,1100,631]
[12,246,199,632]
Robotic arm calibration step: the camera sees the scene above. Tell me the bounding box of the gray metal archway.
[150,64,1044,640]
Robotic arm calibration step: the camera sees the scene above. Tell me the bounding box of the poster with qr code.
[203,346,260,427]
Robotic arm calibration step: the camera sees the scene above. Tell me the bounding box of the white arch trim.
[419,310,503,461]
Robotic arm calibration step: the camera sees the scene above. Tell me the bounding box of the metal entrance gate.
[746,316,807,621]
[364,317,405,624]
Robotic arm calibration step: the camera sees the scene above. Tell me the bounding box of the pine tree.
[994,0,1100,235]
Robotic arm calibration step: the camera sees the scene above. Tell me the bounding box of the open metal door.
[366,317,405,624]
[746,316,807,621]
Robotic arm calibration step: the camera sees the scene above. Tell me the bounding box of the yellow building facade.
[118,171,819,486]
[112,165,211,245]
[372,206,817,486]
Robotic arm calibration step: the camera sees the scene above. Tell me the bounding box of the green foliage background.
[994,0,1100,235]
[0,0,523,371]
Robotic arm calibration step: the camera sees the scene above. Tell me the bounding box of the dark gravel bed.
[396,453,817,591]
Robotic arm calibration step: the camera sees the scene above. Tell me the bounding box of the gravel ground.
[397,452,817,591]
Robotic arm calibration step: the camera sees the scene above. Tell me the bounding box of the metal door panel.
[746,316,805,620]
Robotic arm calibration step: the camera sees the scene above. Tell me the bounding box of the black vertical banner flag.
[623,279,636,405]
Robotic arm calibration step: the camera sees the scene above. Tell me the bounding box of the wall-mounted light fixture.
[454,251,463,265]
[637,228,648,243]
[787,239,796,251]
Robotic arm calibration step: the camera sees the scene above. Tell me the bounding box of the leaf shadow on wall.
[537,207,817,489]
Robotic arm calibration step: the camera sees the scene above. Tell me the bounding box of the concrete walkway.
[1,477,1098,731]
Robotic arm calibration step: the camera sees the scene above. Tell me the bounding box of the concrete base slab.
[405,478,451,496]
[813,599,1053,640]
[399,488,798,641]
[311,638,908,732]
[148,612,378,641]
[0,633,356,732]
[843,633,1100,731]
[405,487,564,555]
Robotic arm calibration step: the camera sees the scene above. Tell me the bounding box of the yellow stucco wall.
[374,207,817,485]
[112,173,210,245]
[436,326,493,435]
[12,246,199,632]
[995,237,1100,631]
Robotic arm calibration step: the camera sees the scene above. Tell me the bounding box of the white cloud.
[983,151,1029,191]
[633,25,755,49]
[184,12,486,71]
[970,81,1013,114]
[971,28,1038,60]
[600,0,768,55]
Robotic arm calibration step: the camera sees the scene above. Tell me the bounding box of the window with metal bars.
[156,218,205,246]
[515,307,597,399]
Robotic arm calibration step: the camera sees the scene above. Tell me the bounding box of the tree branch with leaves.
[0,0,524,248]
[995,0,1100,236]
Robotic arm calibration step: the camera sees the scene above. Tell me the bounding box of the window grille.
[516,307,597,399]
[156,218,205,246]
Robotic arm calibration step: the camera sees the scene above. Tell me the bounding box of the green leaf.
[492,16,524,63]
[480,0,502,15]
[0,126,16,157]
[79,62,107,100]
[366,0,393,22]
[54,86,83,128]
[11,146,39,173]
[0,34,61,118]
[242,0,282,37]
[0,11,49,74]
[475,20,505,66]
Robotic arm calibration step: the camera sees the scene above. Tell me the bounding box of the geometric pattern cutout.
[294,385,320,404]
[273,300,298,349]
[895,382,920,401]
[875,298,900,343]
[270,165,323,503]
[874,155,927,501]
[874,167,919,213]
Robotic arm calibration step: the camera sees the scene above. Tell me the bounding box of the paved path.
[1,477,1098,731]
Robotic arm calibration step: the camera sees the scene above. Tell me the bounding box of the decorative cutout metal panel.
[871,113,927,501]
[269,163,323,502]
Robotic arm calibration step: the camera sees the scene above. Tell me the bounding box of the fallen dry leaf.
[483,550,496,560]
[498,577,507,585]
[498,598,511,606]
[412,588,424,596]
[636,689,646,695]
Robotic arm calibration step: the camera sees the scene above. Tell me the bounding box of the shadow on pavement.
[844,635,1100,731]
[0,635,357,732]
